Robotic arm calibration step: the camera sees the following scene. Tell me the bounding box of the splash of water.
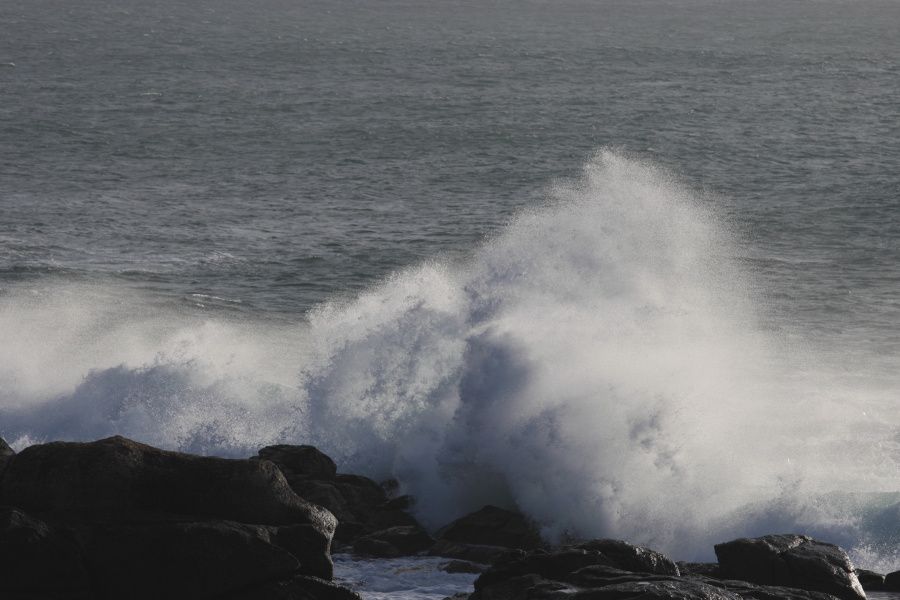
[1,151,898,564]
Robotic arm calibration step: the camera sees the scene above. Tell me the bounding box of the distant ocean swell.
[1,151,898,568]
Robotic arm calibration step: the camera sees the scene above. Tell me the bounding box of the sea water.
[2,0,899,592]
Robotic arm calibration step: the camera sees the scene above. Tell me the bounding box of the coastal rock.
[208,574,363,600]
[474,540,680,593]
[0,436,13,477]
[437,505,542,550]
[680,562,722,577]
[256,445,338,481]
[855,569,885,591]
[0,507,92,599]
[883,569,900,591]
[430,539,521,564]
[700,577,844,600]
[714,534,865,600]
[441,559,487,574]
[352,524,435,557]
[0,436,336,535]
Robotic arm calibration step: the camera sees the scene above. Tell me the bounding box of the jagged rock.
[700,577,843,600]
[714,534,865,600]
[0,507,92,599]
[855,569,884,591]
[571,579,742,600]
[352,524,435,557]
[430,539,522,564]
[334,474,389,513]
[437,505,542,550]
[442,560,487,574]
[0,436,336,535]
[256,445,338,481]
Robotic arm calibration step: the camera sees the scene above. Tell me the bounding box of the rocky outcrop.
[884,569,900,591]
[714,534,865,600]
[854,569,885,591]
[254,447,422,546]
[0,436,351,600]
[430,505,543,564]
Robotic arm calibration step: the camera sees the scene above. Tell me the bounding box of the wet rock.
[352,524,435,557]
[219,574,363,600]
[441,594,471,600]
[700,577,843,600]
[570,579,742,600]
[714,534,865,600]
[442,560,487,574]
[437,505,542,550]
[256,445,338,481]
[0,437,13,477]
[573,538,680,575]
[680,562,722,577]
[430,539,522,564]
[0,436,336,534]
[884,569,900,591]
[855,569,885,591]
[0,507,92,600]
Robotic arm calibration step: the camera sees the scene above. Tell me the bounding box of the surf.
[1,150,897,567]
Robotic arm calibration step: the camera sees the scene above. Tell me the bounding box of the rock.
[352,524,435,557]
[437,505,542,550]
[0,436,336,535]
[78,519,305,599]
[884,569,900,591]
[442,560,487,574]
[430,539,522,564]
[570,579,743,600]
[714,534,865,600]
[855,569,884,591]
[680,562,722,577]
[219,574,363,600]
[0,436,13,478]
[334,474,389,514]
[699,577,841,600]
[0,506,92,599]
[256,445,338,481]
[442,594,471,600]
[573,539,680,575]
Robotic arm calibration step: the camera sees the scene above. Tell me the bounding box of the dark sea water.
[1,0,899,572]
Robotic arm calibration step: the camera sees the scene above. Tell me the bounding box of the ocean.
[2,0,899,591]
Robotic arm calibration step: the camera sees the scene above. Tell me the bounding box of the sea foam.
[1,151,898,565]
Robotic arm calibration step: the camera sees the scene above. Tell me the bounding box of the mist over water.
[2,152,898,566]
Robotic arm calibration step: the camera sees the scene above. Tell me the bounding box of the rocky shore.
[1,435,898,600]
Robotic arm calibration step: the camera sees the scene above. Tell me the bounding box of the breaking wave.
[2,151,898,566]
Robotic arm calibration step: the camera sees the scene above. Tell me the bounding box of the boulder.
[884,569,900,591]
[700,577,843,600]
[570,579,743,600]
[209,573,362,600]
[680,562,722,577]
[0,506,92,599]
[437,505,542,550]
[573,539,680,575]
[0,436,336,535]
[855,569,884,591]
[442,560,487,574]
[256,445,337,481]
[352,524,435,557]
[714,534,865,600]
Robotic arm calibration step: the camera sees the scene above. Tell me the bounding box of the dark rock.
[442,560,487,574]
[78,519,306,599]
[714,534,865,600]
[219,574,363,600]
[0,436,336,535]
[352,524,435,557]
[438,505,542,550]
[0,436,13,478]
[441,594,471,600]
[430,539,522,564]
[570,579,743,600]
[680,562,722,577]
[292,480,354,522]
[855,569,884,591]
[334,474,389,514]
[256,445,338,481]
[698,577,841,600]
[573,539,680,575]
[0,507,92,599]
[383,494,415,511]
[884,569,900,591]
[471,573,553,600]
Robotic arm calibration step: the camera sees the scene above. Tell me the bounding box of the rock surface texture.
[0,436,358,600]
[714,534,865,600]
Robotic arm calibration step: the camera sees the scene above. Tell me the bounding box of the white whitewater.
[1,152,898,568]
